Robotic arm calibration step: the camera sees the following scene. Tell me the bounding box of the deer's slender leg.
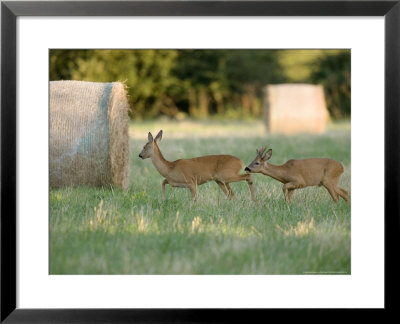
[188,183,197,202]
[245,174,256,201]
[161,179,169,201]
[323,183,339,203]
[215,180,229,197]
[223,173,255,201]
[336,187,349,202]
[330,174,349,202]
[225,183,235,199]
[287,189,295,203]
[282,185,289,203]
[282,182,302,203]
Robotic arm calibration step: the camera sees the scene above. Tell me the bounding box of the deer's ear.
[155,130,163,142]
[148,132,154,142]
[263,149,272,161]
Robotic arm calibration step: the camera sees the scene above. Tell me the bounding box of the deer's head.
[138,130,162,159]
[245,147,272,173]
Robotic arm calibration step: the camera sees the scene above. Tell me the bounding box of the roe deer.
[245,147,349,203]
[139,130,255,202]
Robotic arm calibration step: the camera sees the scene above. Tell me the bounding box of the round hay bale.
[50,80,130,189]
[263,84,329,134]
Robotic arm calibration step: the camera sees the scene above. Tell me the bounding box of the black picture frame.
[1,0,399,322]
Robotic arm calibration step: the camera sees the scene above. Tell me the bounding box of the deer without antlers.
[139,130,255,202]
[245,147,349,203]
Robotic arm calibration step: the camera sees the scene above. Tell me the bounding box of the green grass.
[50,120,351,274]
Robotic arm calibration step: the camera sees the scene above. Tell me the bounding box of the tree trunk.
[241,93,250,116]
[198,88,209,118]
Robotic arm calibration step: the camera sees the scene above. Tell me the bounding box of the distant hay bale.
[263,84,329,134]
[50,80,130,189]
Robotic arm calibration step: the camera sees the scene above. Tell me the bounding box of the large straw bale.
[50,80,130,189]
[263,84,329,134]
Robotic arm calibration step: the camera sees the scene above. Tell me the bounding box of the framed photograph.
[1,0,398,322]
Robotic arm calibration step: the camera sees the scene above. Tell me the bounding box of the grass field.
[50,119,351,274]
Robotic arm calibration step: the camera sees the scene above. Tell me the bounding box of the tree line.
[50,49,350,119]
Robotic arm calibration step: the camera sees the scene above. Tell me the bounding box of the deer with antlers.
[139,130,255,202]
[245,147,349,203]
